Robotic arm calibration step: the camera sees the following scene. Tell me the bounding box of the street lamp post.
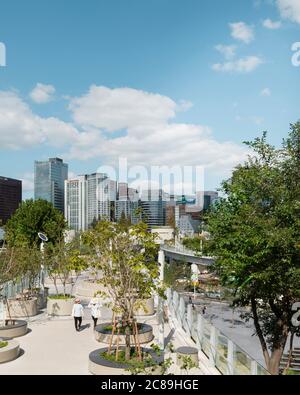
[38,232,48,290]
[158,248,165,351]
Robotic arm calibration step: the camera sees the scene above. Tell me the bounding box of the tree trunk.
[268,347,285,375]
[125,325,131,361]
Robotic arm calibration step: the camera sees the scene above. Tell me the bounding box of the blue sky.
[0,0,300,198]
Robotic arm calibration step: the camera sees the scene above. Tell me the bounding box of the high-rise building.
[140,189,166,228]
[0,176,22,225]
[64,176,87,232]
[115,184,139,224]
[34,157,68,212]
[65,173,116,231]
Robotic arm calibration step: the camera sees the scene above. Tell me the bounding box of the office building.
[140,189,166,228]
[0,176,22,225]
[65,175,87,232]
[115,184,139,224]
[65,173,116,231]
[34,157,68,212]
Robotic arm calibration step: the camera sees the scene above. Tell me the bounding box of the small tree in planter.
[0,248,16,325]
[83,220,163,363]
[45,240,87,298]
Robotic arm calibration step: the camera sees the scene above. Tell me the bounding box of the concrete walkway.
[0,278,219,375]
[0,309,218,375]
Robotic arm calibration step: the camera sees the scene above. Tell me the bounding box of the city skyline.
[0,0,300,199]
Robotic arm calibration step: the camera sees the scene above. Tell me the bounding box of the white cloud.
[0,90,79,149]
[215,44,237,60]
[230,22,255,44]
[30,83,56,103]
[0,86,248,184]
[212,56,263,73]
[65,86,249,179]
[69,85,178,131]
[277,0,300,24]
[260,88,271,96]
[262,18,282,29]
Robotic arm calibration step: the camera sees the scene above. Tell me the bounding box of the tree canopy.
[207,122,300,375]
[5,199,66,247]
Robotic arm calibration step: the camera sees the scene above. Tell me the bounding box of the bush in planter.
[83,220,164,362]
[0,341,8,348]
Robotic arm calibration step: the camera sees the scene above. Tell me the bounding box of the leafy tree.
[5,199,66,247]
[206,123,300,375]
[82,220,162,361]
[44,240,87,297]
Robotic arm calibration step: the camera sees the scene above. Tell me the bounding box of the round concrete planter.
[0,340,20,363]
[75,280,105,299]
[94,322,154,345]
[134,297,155,316]
[0,320,28,338]
[5,298,38,318]
[47,297,75,316]
[88,347,163,375]
[176,346,199,368]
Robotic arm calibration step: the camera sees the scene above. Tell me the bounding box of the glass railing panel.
[201,320,212,357]
[257,364,270,375]
[234,345,252,375]
[216,332,229,374]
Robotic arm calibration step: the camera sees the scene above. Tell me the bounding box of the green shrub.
[48,294,74,300]
[0,341,8,348]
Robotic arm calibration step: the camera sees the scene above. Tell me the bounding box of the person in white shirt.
[72,298,84,331]
[88,298,101,328]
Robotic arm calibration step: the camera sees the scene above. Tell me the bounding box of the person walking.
[72,298,84,331]
[88,297,101,328]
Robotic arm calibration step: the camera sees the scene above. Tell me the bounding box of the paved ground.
[0,281,218,375]
[183,293,300,368]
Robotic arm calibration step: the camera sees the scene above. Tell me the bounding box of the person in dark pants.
[72,298,84,331]
[88,298,101,329]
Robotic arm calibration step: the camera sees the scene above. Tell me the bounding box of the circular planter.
[75,280,105,299]
[88,346,163,375]
[94,322,154,345]
[47,297,75,316]
[0,339,20,363]
[0,320,28,338]
[134,297,155,316]
[5,298,38,318]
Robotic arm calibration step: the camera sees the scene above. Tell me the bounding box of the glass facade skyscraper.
[34,157,68,212]
[140,189,166,228]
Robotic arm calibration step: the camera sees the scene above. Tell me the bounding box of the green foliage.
[206,122,300,374]
[0,341,8,348]
[82,220,162,360]
[44,240,87,296]
[47,294,73,300]
[164,260,191,292]
[177,354,198,373]
[5,199,66,247]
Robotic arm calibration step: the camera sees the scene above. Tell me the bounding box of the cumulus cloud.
[215,44,237,60]
[30,83,56,103]
[230,22,255,43]
[69,85,178,131]
[262,18,282,29]
[0,86,248,183]
[0,90,78,149]
[212,56,263,73]
[277,0,300,24]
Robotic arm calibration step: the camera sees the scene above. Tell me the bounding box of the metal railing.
[167,288,270,375]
